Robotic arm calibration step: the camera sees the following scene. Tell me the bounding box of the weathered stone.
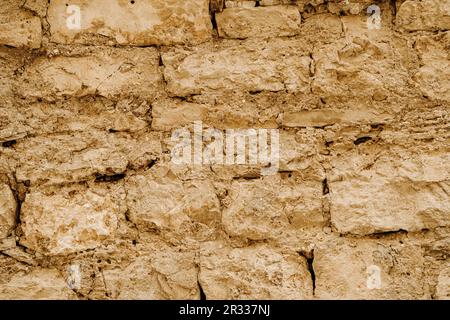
[396,0,450,31]
[19,48,162,101]
[330,177,450,235]
[126,166,221,237]
[20,183,126,255]
[162,38,311,96]
[0,268,77,300]
[151,100,207,131]
[199,242,313,299]
[216,6,301,39]
[314,238,430,299]
[0,184,16,239]
[222,174,323,241]
[47,0,212,46]
[329,142,450,235]
[281,109,389,127]
[436,265,450,300]
[102,240,199,299]
[0,17,42,49]
[413,33,450,102]
[0,1,42,48]
[13,131,161,186]
[312,17,412,103]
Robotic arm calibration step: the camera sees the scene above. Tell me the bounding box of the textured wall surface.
[0,0,449,300]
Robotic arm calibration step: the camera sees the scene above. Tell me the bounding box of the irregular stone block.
[13,131,161,186]
[102,240,199,299]
[396,0,450,31]
[0,184,16,239]
[329,145,450,235]
[436,266,450,300]
[162,38,311,96]
[0,268,77,299]
[199,242,313,299]
[151,100,207,131]
[47,0,212,46]
[0,17,42,49]
[20,183,126,255]
[330,177,450,235]
[312,16,411,103]
[314,238,430,299]
[413,34,450,102]
[216,6,301,39]
[126,166,221,237]
[222,174,324,241]
[0,1,42,48]
[19,48,162,101]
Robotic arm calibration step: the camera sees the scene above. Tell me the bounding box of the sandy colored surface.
[0,0,449,300]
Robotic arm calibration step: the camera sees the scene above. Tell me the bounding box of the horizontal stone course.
[47,0,212,46]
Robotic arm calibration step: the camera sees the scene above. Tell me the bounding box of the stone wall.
[0,0,449,299]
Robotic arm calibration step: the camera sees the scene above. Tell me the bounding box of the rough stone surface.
[199,242,313,299]
[162,38,311,96]
[314,238,431,299]
[20,183,126,255]
[47,0,212,46]
[396,0,450,31]
[216,6,301,39]
[0,183,16,239]
[0,0,448,300]
[19,48,162,101]
[0,268,77,300]
[0,1,42,48]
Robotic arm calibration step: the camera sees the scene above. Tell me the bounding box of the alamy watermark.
[367,5,382,30]
[170,122,280,175]
[66,5,81,30]
[366,265,382,289]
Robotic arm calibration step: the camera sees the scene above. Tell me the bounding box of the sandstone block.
[330,177,450,235]
[222,174,324,241]
[436,266,450,300]
[13,131,161,186]
[102,241,199,299]
[216,6,301,39]
[19,48,161,101]
[312,18,411,103]
[0,268,77,300]
[413,34,450,102]
[47,0,212,46]
[199,242,313,299]
[329,145,450,235]
[20,183,125,255]
[314,238,430,299]
[126,166,221,237]
[0,17,42,49]
[0,184,16,239]
[396,0,450,31]
[162,38,311,96]
[0,2,42,48]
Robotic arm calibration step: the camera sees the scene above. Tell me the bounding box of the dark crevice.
[198,281,207,300]
[298,250,316,295]
[95,173,126,183]
[390,0,397,17]
[322,178,329,195]
[147,158,159,169]
[354,136,372,145]
[209,0,224,32]
[2,140,17,148]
